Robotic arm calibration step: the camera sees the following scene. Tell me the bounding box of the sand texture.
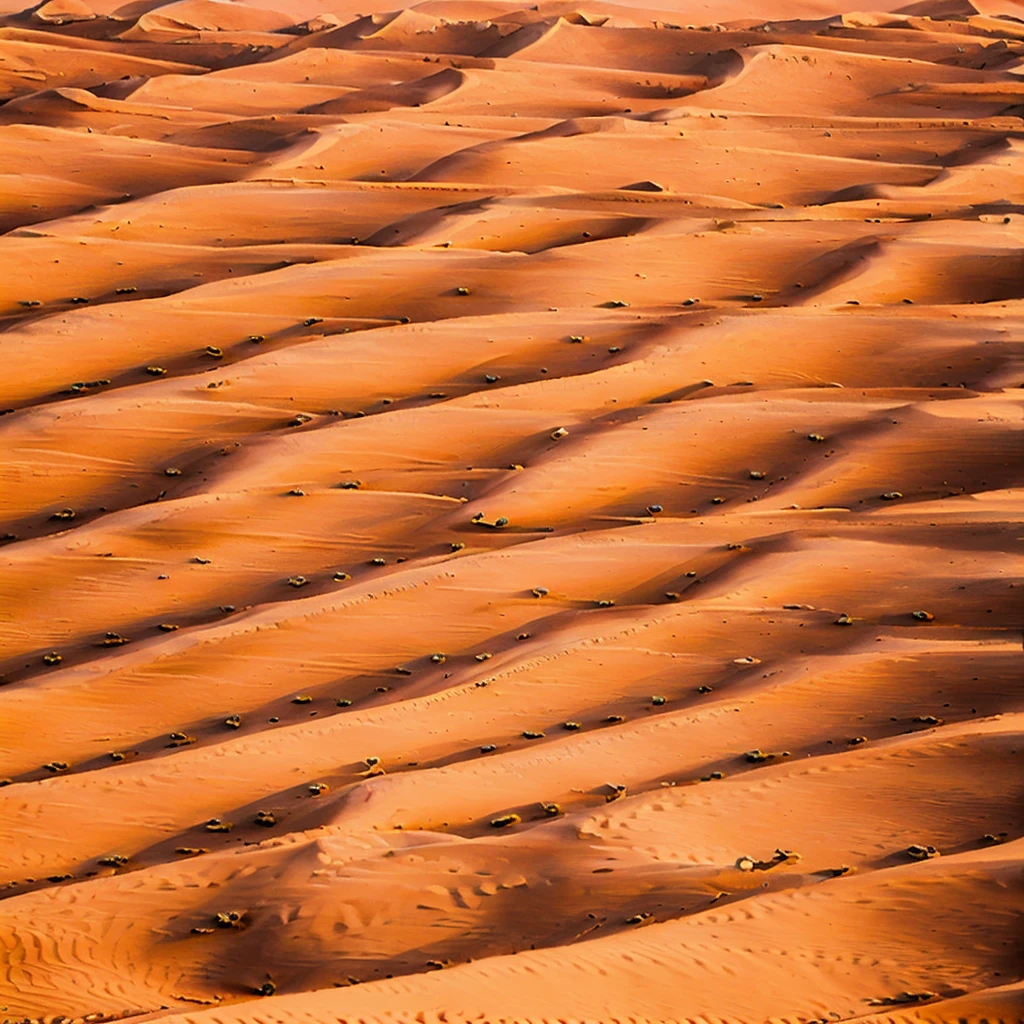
[1,0,1023,1020]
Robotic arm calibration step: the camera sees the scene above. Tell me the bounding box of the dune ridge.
[1,0,1022,1021]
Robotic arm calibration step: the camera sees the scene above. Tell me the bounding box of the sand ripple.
[1,0,1022,1020]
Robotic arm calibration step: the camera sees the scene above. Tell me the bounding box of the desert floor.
[1,0,1023,1021]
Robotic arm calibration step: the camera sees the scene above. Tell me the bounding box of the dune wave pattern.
[1,0,1023,1021]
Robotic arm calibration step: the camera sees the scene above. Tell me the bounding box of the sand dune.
[1,0,1022,1020]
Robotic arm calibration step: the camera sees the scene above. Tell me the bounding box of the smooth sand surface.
[1,0,1022,1021]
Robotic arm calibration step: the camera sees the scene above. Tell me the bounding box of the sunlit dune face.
[1,0,1022,1021]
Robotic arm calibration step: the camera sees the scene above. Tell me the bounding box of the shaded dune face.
[1,0,1023,1021]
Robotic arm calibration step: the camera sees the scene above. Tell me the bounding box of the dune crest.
[1,0,1022,1021]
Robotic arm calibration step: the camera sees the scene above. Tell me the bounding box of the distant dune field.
[1,0,1022,1021]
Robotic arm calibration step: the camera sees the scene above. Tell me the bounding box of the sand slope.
[1,0,1022,1021]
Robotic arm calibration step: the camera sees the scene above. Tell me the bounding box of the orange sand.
[1,0,1023,1021]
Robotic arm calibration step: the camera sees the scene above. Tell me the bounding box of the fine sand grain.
[1,0,1022,1021]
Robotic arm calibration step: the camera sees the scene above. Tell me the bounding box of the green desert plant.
[490,813,520,828]
[744,749,789,764]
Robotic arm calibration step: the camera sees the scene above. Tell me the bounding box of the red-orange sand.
[1,0,1023,1021]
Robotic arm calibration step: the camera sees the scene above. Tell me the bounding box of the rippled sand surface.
[1,0,1023,1020]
